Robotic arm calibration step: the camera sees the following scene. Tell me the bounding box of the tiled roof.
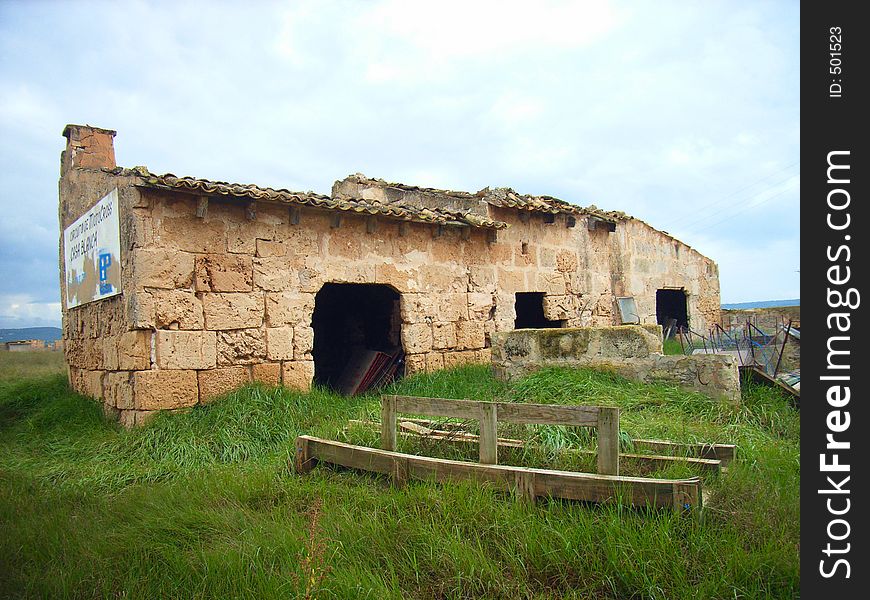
[346,174,627,222]
[342,173,480,199]
[110,167,508,229]
[484,187,627,222]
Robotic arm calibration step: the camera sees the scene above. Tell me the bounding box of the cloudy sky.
[0,0,799,329]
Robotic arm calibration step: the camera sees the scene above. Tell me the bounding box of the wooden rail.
[347,420,722,474]
[294,436,701,511]
[381,395,620,475]
[631,439,736,464]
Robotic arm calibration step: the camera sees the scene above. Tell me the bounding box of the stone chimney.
[61,124,117,177]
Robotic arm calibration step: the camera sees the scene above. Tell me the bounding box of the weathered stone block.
[217,328,267,365]
[536,272,567,295]
[542,295,576,321]
[83,370,105,399]
[198,366,251,403]
[403,353,427,375]
[253,257,301,291]
[431,322,457,350]
[442,350,480,369]
[426,352,445,373]
[420,264,467,292]
[133,370,199,410]
[256,239,286,257]
[203,293,264,330]
[104,371,134,410]
[455,320,485,350]
[497,268,525,293]
[468,266,497,293]
[265,292,315,327]
[556,250,578,272]
[375,263,420,293]
[102,336,120,371]
[400,294,434,324]
[252,362,282,386]
[195,254,253,292]
[127,291,155,329]
[467,292,495,321]
[155,330,217,369]
[157,215,227,254]
[401,323,432,354]
[282,361,314,391]
[132,248,194,289]
[265,327,294,361]
[152,289,204,330]
[293,326,314,360]
[435,293,468,322]
[118,330,151,370]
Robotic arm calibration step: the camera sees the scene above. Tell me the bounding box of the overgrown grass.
[0,350,65,381]
[1,364,799,599]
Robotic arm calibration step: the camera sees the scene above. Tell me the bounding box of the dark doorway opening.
[514,292,564,329]
[656,288,689,334]
[312,283,403,392]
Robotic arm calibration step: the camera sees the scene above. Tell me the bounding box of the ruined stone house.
[59,124,721,426]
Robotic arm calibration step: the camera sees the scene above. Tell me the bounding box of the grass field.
[0,351,799,599]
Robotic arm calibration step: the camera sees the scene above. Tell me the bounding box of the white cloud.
[0,0,800,326]
[0,294,61,328]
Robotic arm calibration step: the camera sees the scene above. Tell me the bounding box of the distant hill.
[0,327,63,344]
[721,299,800,310]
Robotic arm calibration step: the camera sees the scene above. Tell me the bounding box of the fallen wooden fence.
[381,395,620,475]
[294,435,701,512]
[631,439,736,464]
[348,419,723,474]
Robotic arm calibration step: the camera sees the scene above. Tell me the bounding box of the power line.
[675,172,799,232]
[682,185,797,235]
[665,160,800,228]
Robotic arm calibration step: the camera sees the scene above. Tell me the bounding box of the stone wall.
[721,305,800,332]
[491,325,740,404]
[59,125,723,425]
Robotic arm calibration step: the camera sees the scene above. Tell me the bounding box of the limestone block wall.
[616,219,721,332]
[720,305,800,332]
[59,125,724,425]
[491,325,740,404]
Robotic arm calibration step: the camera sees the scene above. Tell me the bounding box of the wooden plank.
[495,402,600,427]
[349,420,719,472]
[387,395,600,426]
[295,436,315,474]
[390,395,482,419]
[673,481,702,512]
[399,421,434,435]
[513,471,536,504]
[246,202,257,221]
[381,395,397,452]
[740,365,800,399]
[298,436,701,511]
[366,216,378,234]
[596,407,620,476]
[632,439,736,464]
[479,403,498,465]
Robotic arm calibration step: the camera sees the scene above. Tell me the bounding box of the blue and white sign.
[63,189,122,308]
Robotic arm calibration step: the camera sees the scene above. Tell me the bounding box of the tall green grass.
[1,364,799,599]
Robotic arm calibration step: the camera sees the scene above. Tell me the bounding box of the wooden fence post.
[381,395,397,452]
[479,402,498,464]
[597,406,620,476]
[513,471,536,504]
[295,436,314,474]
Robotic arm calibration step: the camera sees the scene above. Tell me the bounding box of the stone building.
[59,124,720,426]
